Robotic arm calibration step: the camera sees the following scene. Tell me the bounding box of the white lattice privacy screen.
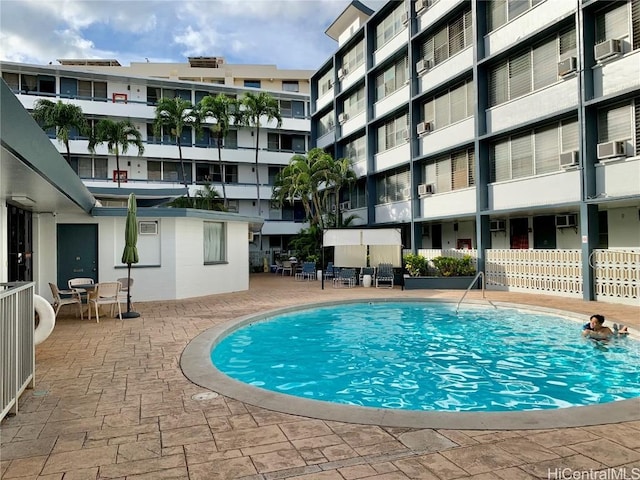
[485,249,583,296]
[593,249,640,305]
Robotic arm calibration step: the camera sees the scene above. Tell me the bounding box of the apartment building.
[0,58,313,261]
[311,0,640,302]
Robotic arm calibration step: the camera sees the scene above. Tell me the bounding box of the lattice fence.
[592,249,640,304]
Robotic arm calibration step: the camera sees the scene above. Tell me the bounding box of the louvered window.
[489,63,508,106]
[598,103,632,142]
[449,82,467,123]
[436,156,452,193]
[427,148,475,192]
[490,140,510,182]
[633,0,640,50]
[418,9,471,64]
[318,110,335,137]
[422,79,473,129]
[375,3,405,49]
[561,119,579,152]
[342,39,365,73]
[509,52,532,99]
[532,39,557,90]
[343,87,365,118]
[451,150,468,189]
[376,168,410,204]
[468,149,476,186]
[596,4,630,43]
[449,15,466,56]
[318,70,333,96]
[559,29,577,60]
[534,126,559,175]
[377,114,408,153]
[511,134,533,179]
[345,136,366,163]
[375,57,408,101]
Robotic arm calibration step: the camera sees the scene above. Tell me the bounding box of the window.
[160,162,192,183]
[268,134,306,152]
[318,110,335,137]
[344,135,366,164]
[318,70,333,96]
[2,72,19,90]
[206,164,238,183]
[375,57,408,101]
[342,39,365,73]
[269,166,284,184]
[280,99,305,118]
[244,80,261,88]
[424,148,475,193]
[375,3,405,49]
[595,3,630,43]
[375,168,410,204]
[343,86,365,118]
[204,222,226,263]
[419,10,472,67]
[93,82,107,101]
[423,79,474,130]
[147,87,161,105]
[282,81,299,92]
[148,161,162,181]
[377,114,408,153]
[70,157,108,179]
[597,102,633,143]
[488,0,543,32]
[226,200,239,213]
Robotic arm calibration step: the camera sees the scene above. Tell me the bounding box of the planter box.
[404,276,478,290]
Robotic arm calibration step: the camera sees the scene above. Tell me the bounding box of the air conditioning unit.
[597,141,626,160]
[416,59,432,75]
[415,0,428,14]
[216,58,225,66]
[418,183,435,196]
[338,112,348,124]
[337,68,347,79]
[248,231,255,242]
[594,39,622,62]
[139,221,158,235]
[559,150,579,167]
[416,121,432,136]
[489,220,506,232]
[556,214,577,228]
[339,201,351,211]
[557,57,577,77]
[401,12,409,25]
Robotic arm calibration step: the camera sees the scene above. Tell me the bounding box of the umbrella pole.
[121,262,140,319]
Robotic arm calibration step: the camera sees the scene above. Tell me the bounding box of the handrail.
[455,271,488,315]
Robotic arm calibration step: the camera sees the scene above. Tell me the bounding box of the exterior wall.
[420,188,476,218]
[489,170,581,210]
[593,50,640,98]
[596,157,640,198]
[608,207,640,249]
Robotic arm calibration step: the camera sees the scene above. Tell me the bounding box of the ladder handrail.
[455,271,486,314]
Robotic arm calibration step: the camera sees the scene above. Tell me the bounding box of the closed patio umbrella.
[121,193,140,318]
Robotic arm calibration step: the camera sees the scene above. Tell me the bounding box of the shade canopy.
[122,193,139,265]
[323,228,402,267]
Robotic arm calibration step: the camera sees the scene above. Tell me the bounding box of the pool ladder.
[455,271,496,314]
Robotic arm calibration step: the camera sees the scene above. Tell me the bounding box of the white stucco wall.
[608,207,640,249]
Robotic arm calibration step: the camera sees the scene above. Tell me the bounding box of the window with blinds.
[489,32,565,107]
[343,87,365,118]
[348,179,367,208]
[375,57,408,101]
[377,114,408,153]
[318,70,333,96]
[424,148,475,192]
[422,79,474,130]
[559,29,577,60]
[597,103,633,143]
[318,110,335,137]
[375,3,405,49]
[419,10,472,66]
[375,168,410,204]
[344,136,366,164]
[342,39,365,72]
[488,0,540,32]
[595,3,630,43]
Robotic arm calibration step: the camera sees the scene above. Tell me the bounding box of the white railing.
[0,282,35,421]
[592,249,640,305]
[485,249,582,296]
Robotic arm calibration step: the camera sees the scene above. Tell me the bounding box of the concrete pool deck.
[2,274,640,479]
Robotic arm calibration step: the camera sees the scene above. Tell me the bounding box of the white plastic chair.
[68,277,95,301]
[49,283,83,320]
[116,277,134,309]
[88,282,122,323]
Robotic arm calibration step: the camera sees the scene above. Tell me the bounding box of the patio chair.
[333,268,357,288]
[281,260,293,276]
[88,282,122,323]
[295,261,317,281]
[359,267,376,287]
[116,277,134,309]
[68,277,94,300]
[376,263,394,289]
[323,262,335,280]
[49,283,83,320]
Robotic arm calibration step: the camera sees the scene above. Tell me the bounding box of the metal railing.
[0,282,35,421]
[455,271,492,314]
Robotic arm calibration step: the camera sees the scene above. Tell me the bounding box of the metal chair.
[295,261,316,281]
[49,283,83,320]
[375,263,394,289]
[333,268,356,288]
[88,282,122,323]
[324,262,335,280]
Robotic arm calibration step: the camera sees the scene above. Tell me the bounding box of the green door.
[57,224,98,289]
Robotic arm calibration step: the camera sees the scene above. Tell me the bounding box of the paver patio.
[1,274,639,479]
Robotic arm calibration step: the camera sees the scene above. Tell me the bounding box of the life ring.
[34,294,55,345]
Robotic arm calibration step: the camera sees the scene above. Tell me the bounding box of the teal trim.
[0,80,95,213]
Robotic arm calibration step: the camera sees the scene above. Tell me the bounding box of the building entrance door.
[7,204,33,281]
[56,224,98,288]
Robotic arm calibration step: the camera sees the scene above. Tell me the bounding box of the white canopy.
[323,228,403,268]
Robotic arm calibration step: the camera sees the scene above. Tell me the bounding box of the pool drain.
[192,392,219,401]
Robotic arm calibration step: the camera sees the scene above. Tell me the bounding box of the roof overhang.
[325,1,374,41]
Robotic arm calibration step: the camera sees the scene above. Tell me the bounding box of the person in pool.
[582,314,629,339]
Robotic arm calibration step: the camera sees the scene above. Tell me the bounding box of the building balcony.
[373,28,409,68]
[340,110,366,138]
[419,187,476,219]
[595,156,640,199]
[593,50,640,99]
[373,84,410,120]
[486,77,578,134]
[374,142,410,172]
[374,199,411,223]
[483,0,576,58]
[417,47,473,96]
[418,117,474,157]
[488,169,581,211]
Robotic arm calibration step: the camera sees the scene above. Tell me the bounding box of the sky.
[0,0,383,71]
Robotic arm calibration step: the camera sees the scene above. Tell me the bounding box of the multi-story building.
[0,58,313,264]
[311,0,640,302]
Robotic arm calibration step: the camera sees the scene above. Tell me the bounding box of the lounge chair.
[333,268,356,288]
[296,261,316,281]
[376,263,394,289]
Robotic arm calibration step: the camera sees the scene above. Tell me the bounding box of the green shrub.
[403,253,428,277]
[431,255,476,277]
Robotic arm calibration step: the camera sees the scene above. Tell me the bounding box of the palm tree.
[154,97,199,196]
[31,99,87,164]
[88,119,144,188]
[240,91,282,218]
[197,94,239,208]
[330,156,357,226]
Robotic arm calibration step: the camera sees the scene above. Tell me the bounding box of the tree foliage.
[32,99,88,164]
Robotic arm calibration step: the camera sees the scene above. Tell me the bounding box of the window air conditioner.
[401,12,409,25]
[559,151,578,167]
[555,214,577,228]
[415,0,428,14]
[416,121,432,136]
[594,39,622,62]
[418,183,435,196]
[489,220,506,232]
[338,112,348,124]
[337,68,346,79]
[416,59,432,75]
[139,221,158,235]
[557,57,577,77]
[339,201,351,211]
[248,231,255,242]
[597,141,626,160]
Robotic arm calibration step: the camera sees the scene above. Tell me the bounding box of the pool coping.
[180,298,640,430]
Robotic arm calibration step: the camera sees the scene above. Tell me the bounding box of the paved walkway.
[2,275,639,479]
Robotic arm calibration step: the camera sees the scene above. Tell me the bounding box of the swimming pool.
[211,301,640,412]
[180,297,640,430]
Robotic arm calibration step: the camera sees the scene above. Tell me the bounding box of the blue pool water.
[211,302,640,412]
